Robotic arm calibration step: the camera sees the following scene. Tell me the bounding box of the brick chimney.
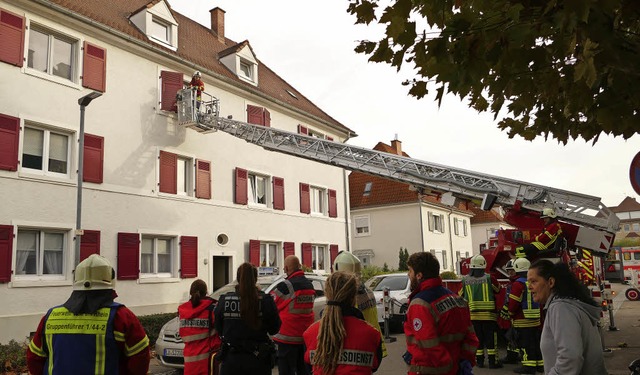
[391,138,402,155]
[210,7,225,44]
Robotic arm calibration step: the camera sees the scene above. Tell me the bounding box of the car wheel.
[626,288,640,301]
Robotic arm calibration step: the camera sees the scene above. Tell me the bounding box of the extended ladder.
[176,89,620,234]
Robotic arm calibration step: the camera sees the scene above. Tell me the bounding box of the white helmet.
[193,70,201,77]
[470,254,486,270]
[333,251,361,275]
[541,208,557,219]
[513,258,531,273]
[505,259,515,271]
[74,254,115,291]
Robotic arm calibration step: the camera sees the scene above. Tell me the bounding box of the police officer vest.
[516,277,540,319]
[41,302,121,375]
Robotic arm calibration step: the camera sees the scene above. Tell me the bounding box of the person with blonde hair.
[303,271,382,375]
[214,263,280,374]
[178,279,221,375]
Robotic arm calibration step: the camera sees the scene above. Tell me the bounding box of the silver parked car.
[155,273,328,369]
[364,273,411,329]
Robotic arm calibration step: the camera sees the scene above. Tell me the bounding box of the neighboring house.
[0,0,354,342]
[611,196,640,246]
[349,139,474,273]
[469,205,514,255]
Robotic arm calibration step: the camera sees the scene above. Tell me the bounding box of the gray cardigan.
[540,294,607,375]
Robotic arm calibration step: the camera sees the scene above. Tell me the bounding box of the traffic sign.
[630,151,640,196]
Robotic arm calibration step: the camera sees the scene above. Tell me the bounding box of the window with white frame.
[308,129,325,139]
[149,17,170,44]
[453,218,468,236]
[354,216,370,237]
[312,245,326,271]
[22,126,71,177]
[141,236,174,276]
[176,156,191,196]
[16,229,66,277]
[430,249,447,270]
[239,60,253,80]
[27,25,77,81]
[363,182,372,196]
[310,186,326,214]
[248,173,268,205]
[624,224,631,232]
[634,223,640,232]
[428,212,445,233]
[260,242,278,268]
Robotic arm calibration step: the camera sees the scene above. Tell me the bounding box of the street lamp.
[76,91,102,262]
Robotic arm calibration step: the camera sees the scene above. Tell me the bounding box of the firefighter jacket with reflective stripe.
[178,297,222,375]
[460,274,500,321]
[213,291,281,347]
[189,77,204,100]
[404,278,479,375]
[356,282,388,357]
[271,271,315,344]
[531,221,563,250]
[303,306,382,375]
[507,278,541,328]
[27,302,150,375]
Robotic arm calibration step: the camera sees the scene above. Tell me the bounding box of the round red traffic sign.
[630,151,640,196]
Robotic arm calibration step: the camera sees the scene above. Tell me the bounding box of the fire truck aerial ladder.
[176,89,620,271]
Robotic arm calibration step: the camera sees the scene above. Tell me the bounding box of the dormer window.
[219,40,259,86]
[130,0,178,51]
[239,60,253,80]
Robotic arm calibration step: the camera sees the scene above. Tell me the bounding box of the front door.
[212,256,231,291]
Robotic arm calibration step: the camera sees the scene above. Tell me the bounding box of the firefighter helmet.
[193,70,201,77]
[505,259,515,271]
[74,254,115,291]
[470,254,487,270]
[332,251,361,275]
[513,257,531,273]
[541,208,557,219]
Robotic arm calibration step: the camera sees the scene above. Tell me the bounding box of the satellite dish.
[630,151,640,196]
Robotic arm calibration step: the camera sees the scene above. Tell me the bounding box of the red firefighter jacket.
[303,306,382,375]
[271,270,315,344]
[189,77,204,99]
[507,279,541,328]
[531,220,563,250]
[404,278,479,375]
[178,297,221,375]
[27,303,150,375]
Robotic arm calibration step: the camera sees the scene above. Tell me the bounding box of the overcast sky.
[169,0,640,207]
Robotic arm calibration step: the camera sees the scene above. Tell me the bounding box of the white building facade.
[0,0,353,343]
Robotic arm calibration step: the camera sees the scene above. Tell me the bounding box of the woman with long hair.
[303,271,382,375]
[178,279,221,375]
[528,259,607,374]
[213,263,280,375]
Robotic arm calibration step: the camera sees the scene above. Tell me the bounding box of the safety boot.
[476,355,485,368]
[501,351,520,364]
[489,355,503,369]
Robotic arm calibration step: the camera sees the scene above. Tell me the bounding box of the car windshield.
[210,276,279,301]
[369,275,408,291]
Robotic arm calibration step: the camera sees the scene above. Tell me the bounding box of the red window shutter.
[180,236,198,278]
[326,136,334,141]
[0,9,25,67]
[159,150,177,194]
[297,125,308,135]
[283,242,295,258]
[249,240,260,267]
[329,244,339,266]
[328,189,338,218]
[83,134,104,183]
[235,167,248,205]
[263,108,271,127]
[247,105,263,125]
[0,225,14,283]
[301,243,312,268]
[299,183,310,214]
[82,42,106,92]
[80,230,100,261]
[0,113,19,171]
[117,232,139,280]
[195,159,211,199]
[160,71,183,112]
[272,176,285,210]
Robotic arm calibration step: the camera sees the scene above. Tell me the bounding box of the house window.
[354,216,370,237]
[16,229,66,277]
[463,220,468,236]
[176,156,191,196]
[22,126,71,176]
[149,18,170,44]
[624,224,631,232]
[249,173,267,205]
[430,249,447,270]
[308,129,325,139]
[141,236,173,276]
[28,26,76,81]
[159,151,195,196]
[633,223,640,232]
[363,182,372,196]
[310,186,325,214]
[312,245,326,271]
[260,242,278,267]
[428,212,445,233]
[239,60,253,80]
